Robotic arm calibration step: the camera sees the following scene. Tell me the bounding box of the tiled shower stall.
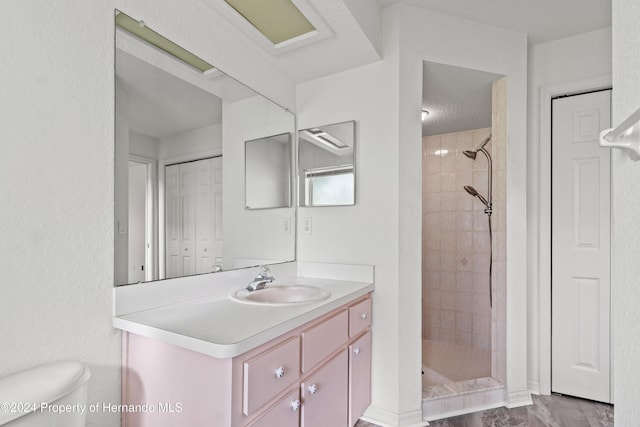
[421,78,507,417]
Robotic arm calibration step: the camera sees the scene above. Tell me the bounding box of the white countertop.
[113,263,374,359]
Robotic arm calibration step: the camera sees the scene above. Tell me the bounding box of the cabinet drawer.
[349,331,372,426]
[301,310,348,373]
[248,388,300,427]
[243,337,300,416]
[349,298,372,337]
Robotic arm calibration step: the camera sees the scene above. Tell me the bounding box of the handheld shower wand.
[462,134,494,307]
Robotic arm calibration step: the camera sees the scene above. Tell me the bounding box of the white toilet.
[0,362,90,427]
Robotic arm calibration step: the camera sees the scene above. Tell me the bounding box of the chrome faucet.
[246,265,274,292]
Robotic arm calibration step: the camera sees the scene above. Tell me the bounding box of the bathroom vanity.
[114,262,373,427]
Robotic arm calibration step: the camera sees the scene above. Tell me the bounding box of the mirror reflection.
[245,133,292,210]
[298,121,356,206]
[114,11,295,286]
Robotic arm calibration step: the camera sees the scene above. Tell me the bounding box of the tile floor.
[355,393,613,427]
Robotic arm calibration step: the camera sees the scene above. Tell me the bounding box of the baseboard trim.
[528,380,541,395]
[423,401,505,422]
[361,405,429,427]
[505,390,533,408]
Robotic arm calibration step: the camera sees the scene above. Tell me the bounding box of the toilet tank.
[0,362,91,427]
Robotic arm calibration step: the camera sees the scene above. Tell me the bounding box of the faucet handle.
[259,265,271,276]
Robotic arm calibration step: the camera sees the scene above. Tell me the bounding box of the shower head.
[464,185,478,196]
[475,133,492,151]
[464,185,489,207]
[465,134,493,158]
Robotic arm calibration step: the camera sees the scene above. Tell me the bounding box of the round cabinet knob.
[291,400,301,411]
[308,384,318,395]
[360,313,368,320]
[204,248,207,252]
[184,248,188,252]
[353,347,361,355]
[275,367,285,379]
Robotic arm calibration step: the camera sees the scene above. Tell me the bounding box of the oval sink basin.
[230,285,330,306]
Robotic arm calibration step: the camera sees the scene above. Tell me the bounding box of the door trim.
[130,154,158,282]
[538,74,611,395]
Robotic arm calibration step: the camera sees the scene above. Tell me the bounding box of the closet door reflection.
[165,157,222,279]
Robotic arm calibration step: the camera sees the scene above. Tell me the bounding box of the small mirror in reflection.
[298,121,356,206]
[245,133,292,210]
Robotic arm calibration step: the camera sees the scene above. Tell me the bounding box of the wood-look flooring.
[356,393,613,426]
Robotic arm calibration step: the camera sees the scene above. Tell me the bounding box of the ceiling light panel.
[115,11,215,73]
[223,0,316,45]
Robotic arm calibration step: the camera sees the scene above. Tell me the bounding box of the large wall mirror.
[298,121,356,206]
[114,11,295,286]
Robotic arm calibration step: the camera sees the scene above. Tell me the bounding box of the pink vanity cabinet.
[121,294,372,427]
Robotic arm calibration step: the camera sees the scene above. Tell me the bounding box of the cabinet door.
[249,389,300,427]
[301,349,348,427]
[349,331,371,426]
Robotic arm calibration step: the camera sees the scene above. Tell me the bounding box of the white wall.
[130,132,159,159]
[0,1,294,426]
[395,3,529,410]
[526,28,612,393]
[297,4,528,424]
[297,59,399,421]
[223,96,296,270]
[611,0,640,423]
[158,123,222,161]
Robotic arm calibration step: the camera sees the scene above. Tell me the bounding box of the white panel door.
[196,158,213,274]
[165,164,181,279]
[551,90,611,403]
[180,162,196,276]
[165,157,221,277]
[212,157,223,268]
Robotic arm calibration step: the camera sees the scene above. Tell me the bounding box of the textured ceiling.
[422,62,503,136]
[380,0,611,45]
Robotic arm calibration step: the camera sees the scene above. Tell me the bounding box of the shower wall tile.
[441,251,457,272]
[456,212,474,231]
[456,191,474,212]
[441,154,456,172]
[456,272,472,291]
[455,131,472,151]
[441,292,457,310]
[456,292,472,312]
[455,152,473,172]
[424,193,441,212]
[440,192,456,211]
[441,271,456,290]
[456,171,472,189]
[456,232,473,252]
[441,173,457,191]
[472,170,489,192]
[441,232,456,251]
[442,132,457,152]
[424,173,441,193]
[441,214,456,231]
[422,128,495,350]
[425,155,442,174]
